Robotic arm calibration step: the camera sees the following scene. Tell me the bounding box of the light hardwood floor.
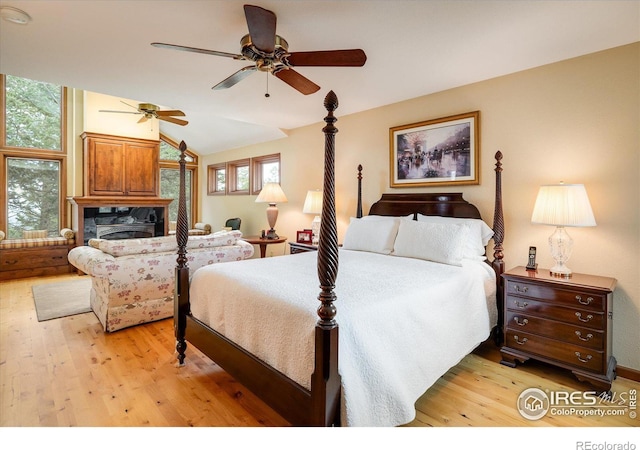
[1,274,638,429]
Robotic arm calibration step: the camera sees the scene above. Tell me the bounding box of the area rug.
[32,278,92,321]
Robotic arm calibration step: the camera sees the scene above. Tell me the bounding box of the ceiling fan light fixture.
[1,6,32,25]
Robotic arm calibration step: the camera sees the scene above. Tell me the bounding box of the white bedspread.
[189,249,496,427]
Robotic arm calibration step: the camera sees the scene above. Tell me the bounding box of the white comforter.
[189,249,496,427]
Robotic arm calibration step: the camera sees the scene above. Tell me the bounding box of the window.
[227,158,250,195]
[159,135,198,225]
[207,153,280,196]
[1,74,66,236]
[252,153,281,195]
[207,162,226,195]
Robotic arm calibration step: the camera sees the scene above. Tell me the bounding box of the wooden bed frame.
[173,91,505,426]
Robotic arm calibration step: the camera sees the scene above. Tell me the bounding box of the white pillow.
[393,219,469,266]
[416,214,493,259]
[342,217,400,254]
[362,214,414,221]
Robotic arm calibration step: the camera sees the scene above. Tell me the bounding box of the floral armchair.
[67,230,253,331]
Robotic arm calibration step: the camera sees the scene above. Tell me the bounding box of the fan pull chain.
[265,72,270,98]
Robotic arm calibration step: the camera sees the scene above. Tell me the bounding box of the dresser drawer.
[505,279,605,311]
[505,330,604,373]
[505,310,604,350]
[0,247,69,271]
[505,296,604,329]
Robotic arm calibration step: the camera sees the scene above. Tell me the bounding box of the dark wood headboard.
[368,193,482,220]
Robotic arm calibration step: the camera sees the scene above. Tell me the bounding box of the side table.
[242,236,287,258]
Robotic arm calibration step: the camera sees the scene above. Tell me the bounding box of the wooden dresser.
[0,243,75,281]
[500,266,617,392]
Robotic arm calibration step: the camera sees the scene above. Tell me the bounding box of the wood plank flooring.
[1,274,638,433]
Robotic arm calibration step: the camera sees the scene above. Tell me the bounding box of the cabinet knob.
[513,300,529,309]
[575,295,593,305]
[575,352,593,363]
[513,335,528,345]
[513,316,529,326]
[575,312,594,323]
[513,285,528,293]
[575,331,594,342]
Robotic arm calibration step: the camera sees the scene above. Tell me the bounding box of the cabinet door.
[125,143,159,196]
[88,139,126,195]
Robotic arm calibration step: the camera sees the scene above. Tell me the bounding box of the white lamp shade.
[303,190,323,214]
[531,184,596,227]
[256,182,288,204]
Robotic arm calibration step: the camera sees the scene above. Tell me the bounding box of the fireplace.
[68,197,173,245]
[96,223,156,240]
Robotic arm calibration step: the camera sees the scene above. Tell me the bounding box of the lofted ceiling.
[1,0,638,155]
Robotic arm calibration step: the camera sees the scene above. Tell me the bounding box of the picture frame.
[389,111,480,187]
[296,229,313,244]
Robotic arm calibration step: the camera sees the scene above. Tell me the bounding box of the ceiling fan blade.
[286,49,367,67]
[212,66,257,90]
[151,42,243,59]
[159,116,188,126]
[137,116,148,123]
[120,100,141,110]
[273,68,320,95]
[155,109,185,117]
[244,5,277,53]
[99,109,142,114]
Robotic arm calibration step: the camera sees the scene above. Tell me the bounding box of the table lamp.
[255,182,288,239]
[531,182,596,278]
[303,190,323,245]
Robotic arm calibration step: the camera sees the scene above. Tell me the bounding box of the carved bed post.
[356,164,363,218]
[492,150,505,345]
[311,91,341,426]
[175,141,190,365]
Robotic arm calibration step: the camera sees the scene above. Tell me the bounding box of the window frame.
[1,74,68,233]
[251,153,281,195]
[158,134,199,228]
[207,162,226,196]
[226,158,251,195]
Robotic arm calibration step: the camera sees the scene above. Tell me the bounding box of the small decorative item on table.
[296,229,313,244]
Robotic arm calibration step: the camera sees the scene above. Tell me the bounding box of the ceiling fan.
[151,4,367,95]
[99,101,189,126]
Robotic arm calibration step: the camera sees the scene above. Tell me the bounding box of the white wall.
[201,43,640,371]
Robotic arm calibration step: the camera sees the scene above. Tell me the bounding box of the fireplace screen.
[96,223,155,240]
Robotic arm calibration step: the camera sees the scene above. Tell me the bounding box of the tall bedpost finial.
[311,91,341,426]
[174,140,190,365]
[356,165,363,218]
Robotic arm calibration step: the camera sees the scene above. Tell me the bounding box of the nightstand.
[500,266,617,392]
[289,242,318,254]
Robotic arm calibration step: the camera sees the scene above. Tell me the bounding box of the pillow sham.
[342,217,400,255]
[416,214,493,259]
[393,219,469,266]
[361,214,414,221]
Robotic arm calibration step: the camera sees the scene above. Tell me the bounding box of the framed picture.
[296,229,313,244]
[389,111,480,187]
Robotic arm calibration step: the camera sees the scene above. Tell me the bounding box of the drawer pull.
[575,352,593,364]
[513,300,529,309]
[513,335,528,345]
[575,331,594,342]
[575,295,593,305]
[5,260,18,265]
[513,316,529,326]
[575,312,594,323]
[513,285,528,293]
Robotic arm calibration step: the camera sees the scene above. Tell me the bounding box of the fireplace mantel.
[68,196,173,245]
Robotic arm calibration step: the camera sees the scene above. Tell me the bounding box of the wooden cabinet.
[0,245,74,281]
[500,266,617,392]
[289,242,318,254]
[82,132,159,197]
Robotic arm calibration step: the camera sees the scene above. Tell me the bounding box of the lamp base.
[550,263,572,278]
[265,228,279,239]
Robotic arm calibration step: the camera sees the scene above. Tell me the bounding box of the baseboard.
[617,365,640,383]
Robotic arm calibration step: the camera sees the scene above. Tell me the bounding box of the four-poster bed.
[173,91,505,426]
